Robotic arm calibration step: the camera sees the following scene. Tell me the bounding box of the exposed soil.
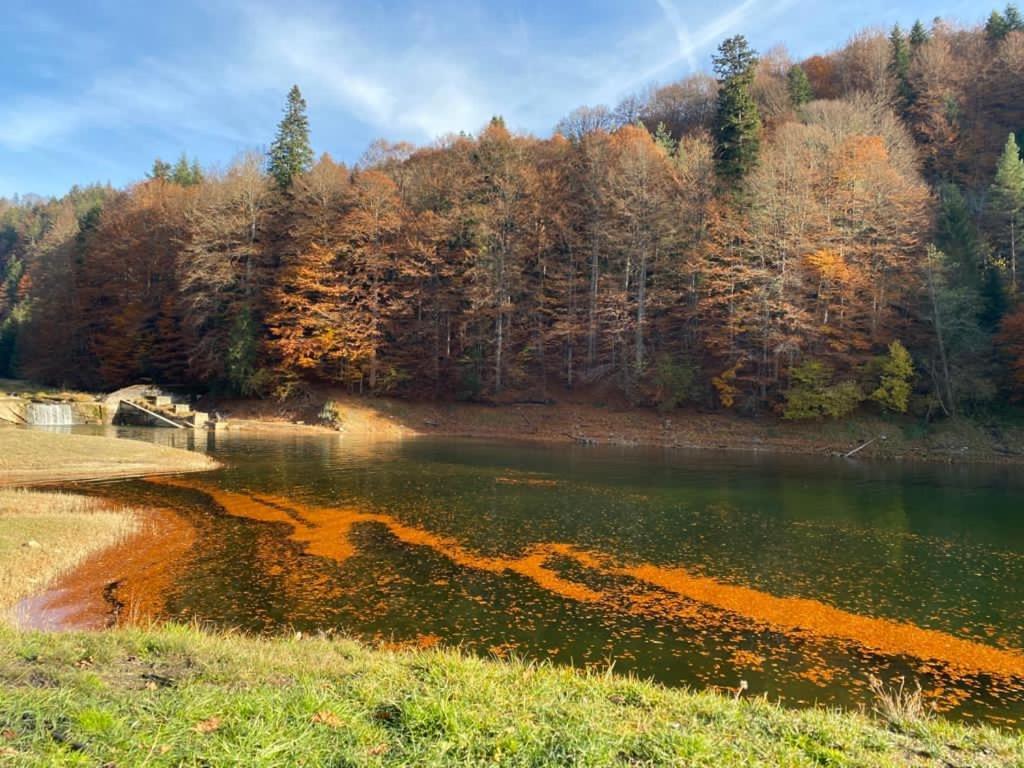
[14,506,196,630]
[207,386,1024,464]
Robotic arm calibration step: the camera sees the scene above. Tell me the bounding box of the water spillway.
[25,402,74,426]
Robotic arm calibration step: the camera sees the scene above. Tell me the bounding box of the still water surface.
[50,427,1024,725]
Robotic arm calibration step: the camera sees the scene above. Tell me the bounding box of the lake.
[34,426,1024,726]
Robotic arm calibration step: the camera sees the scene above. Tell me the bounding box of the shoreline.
[1,623,1021,765]
[13,504,195,631]
[0,429,217,629]
[0,426,220,487]
[209,393,1024,466]
[0,415,1022,762]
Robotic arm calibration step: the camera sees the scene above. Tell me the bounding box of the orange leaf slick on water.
[149,476,1024,683]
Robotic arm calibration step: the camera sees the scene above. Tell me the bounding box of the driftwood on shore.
[844,438,877,458]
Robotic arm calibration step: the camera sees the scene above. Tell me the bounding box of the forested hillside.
[2,7,1024,420]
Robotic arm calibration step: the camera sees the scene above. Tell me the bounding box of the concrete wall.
[0,397,106,425]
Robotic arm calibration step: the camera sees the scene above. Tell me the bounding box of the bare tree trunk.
[495,310,503,393]
[587,229,599,370]
[1012,218,1017,293]
[567,245,576,388]
[926,248,955,417]
[635,247,648,371]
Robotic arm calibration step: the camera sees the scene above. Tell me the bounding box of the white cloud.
[0,0,804,165]
[224,2,494,141]
[0,99,84,150]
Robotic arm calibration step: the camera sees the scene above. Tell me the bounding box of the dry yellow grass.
[0,489,138,614]
[0,427,218,485]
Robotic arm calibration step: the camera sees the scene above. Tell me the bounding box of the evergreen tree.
[981,266,1009,332]
[989,133,1024,292]
[148,158,171,181]
[226,305,264,395]
[712,36,762,182]
[1006,3,1024,30]
[171,153,194,186]
[936,184,983,286]
[888,25,913,111]
[924,246,995,415]
[986,9,1010,41]
[268,85,314,191]
[653,121,677,155]
[787,64,814,106]
[909,20,929,49]
[937,185,1006,333]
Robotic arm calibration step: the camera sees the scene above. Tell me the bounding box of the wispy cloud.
[655,0,699,72]
[0,0,817,194]
[226,2,488,141]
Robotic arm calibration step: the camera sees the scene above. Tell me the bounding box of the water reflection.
[54,426,1024,725]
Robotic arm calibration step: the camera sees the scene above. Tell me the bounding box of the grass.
[0,422,1021,765]
[0,378,97,404]
[0,428,218,485]
[0,625,1021,767]
[867,676,931,734]
[0,489,138,616]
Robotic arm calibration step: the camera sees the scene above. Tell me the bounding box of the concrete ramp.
[116,399,186,429]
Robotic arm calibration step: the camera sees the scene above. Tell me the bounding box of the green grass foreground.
[0,626,1021,767]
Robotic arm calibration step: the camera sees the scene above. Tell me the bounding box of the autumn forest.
[3,7,1024,421]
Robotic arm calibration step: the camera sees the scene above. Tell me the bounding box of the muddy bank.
[210,391,1024,465]
[1,429,216,629]
[14,506,196,630]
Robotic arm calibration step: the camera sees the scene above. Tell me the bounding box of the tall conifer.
[268,85,314,191]
[787,65,814,106]
[712,36,761,182]
[990,134,1024,292]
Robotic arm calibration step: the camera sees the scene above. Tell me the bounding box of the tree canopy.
[3,6,1024,415]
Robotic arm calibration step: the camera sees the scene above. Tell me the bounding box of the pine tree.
[226,305,263,395]
[1006,3,1024,30]
[936,184,983,286]
[652,121,677,155]
[268,85,314,191]
[712,36,762,182]
[786,65,814,106]
[888,25,913,111]
[989,133,1024,292]
[148,159,171,181]
[171,153,194,186]
[986,9,1010,42]
[909,20,929,49]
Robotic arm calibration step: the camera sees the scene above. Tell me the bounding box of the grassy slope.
[0,428,218,485]
[0,490,137,613]
[0,626,1021,767]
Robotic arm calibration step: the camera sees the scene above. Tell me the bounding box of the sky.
[0,0,989,197]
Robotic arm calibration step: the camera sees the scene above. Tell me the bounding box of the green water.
[52,427,1024,725]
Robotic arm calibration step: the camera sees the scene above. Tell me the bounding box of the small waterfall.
[25,403,74,427]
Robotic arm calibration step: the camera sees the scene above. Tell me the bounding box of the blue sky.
[0,0,988,197]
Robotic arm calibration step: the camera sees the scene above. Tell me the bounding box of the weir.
[25,403,74,427]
